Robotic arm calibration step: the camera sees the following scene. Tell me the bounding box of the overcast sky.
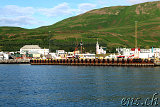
[0,0,158,29]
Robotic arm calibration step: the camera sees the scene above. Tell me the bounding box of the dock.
[30,58,155,66]
[0,59,30,64]
[0,58,158,66]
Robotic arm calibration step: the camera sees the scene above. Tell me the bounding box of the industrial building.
[20,45,49,55]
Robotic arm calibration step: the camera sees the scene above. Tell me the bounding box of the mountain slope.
[0,1,160,52]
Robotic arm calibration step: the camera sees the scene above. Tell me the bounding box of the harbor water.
[0,65,160,106]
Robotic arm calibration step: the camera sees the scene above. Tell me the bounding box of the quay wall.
[30,58,155,66]
[0,58,158,66]
[154,60,160,66]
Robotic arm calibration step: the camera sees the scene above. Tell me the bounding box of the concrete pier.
[0,59,30,64]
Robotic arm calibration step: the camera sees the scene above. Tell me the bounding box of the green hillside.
[0,1,160,52]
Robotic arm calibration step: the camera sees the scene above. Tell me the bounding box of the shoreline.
[0,58,159,67]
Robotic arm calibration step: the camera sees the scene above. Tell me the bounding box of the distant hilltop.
[0,1,160,52]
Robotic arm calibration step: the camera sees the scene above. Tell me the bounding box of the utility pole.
[135,21,138,48]
[49,31,51,52]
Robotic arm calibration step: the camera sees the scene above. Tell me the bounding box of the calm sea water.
[0,65,160,107]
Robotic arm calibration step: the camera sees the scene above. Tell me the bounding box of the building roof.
[131,48,140,51]
[21,45,41,49]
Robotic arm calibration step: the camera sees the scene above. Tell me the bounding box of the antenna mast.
[135,21,138,48]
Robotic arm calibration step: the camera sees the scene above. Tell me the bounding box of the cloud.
[97,0,109,5]
[0,5,43,28]
[0,5,35,17]
[0,16,43,27]
[38,2,97,17]
[76,3,97,14]
[126,0,159,4]
[0,3,97,28]
[38,2,76,17]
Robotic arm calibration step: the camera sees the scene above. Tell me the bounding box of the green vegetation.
[0,1,160,52]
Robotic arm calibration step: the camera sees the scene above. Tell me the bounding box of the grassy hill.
[0,1,160,52]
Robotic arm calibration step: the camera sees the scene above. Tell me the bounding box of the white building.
[139,49,153,58]
[152,48,160,58]
[105,54,117,59]
[139,53,154,59]
[140,49,152,53]
[56,50,67,58]
[96,40,106,54]
[116,48,133,58]
[56,50,66,55]
[20,45,49,55]
[0,52,9,60]
[49,53,57,59]
[77,53,95,59]
[116,47,160,58]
